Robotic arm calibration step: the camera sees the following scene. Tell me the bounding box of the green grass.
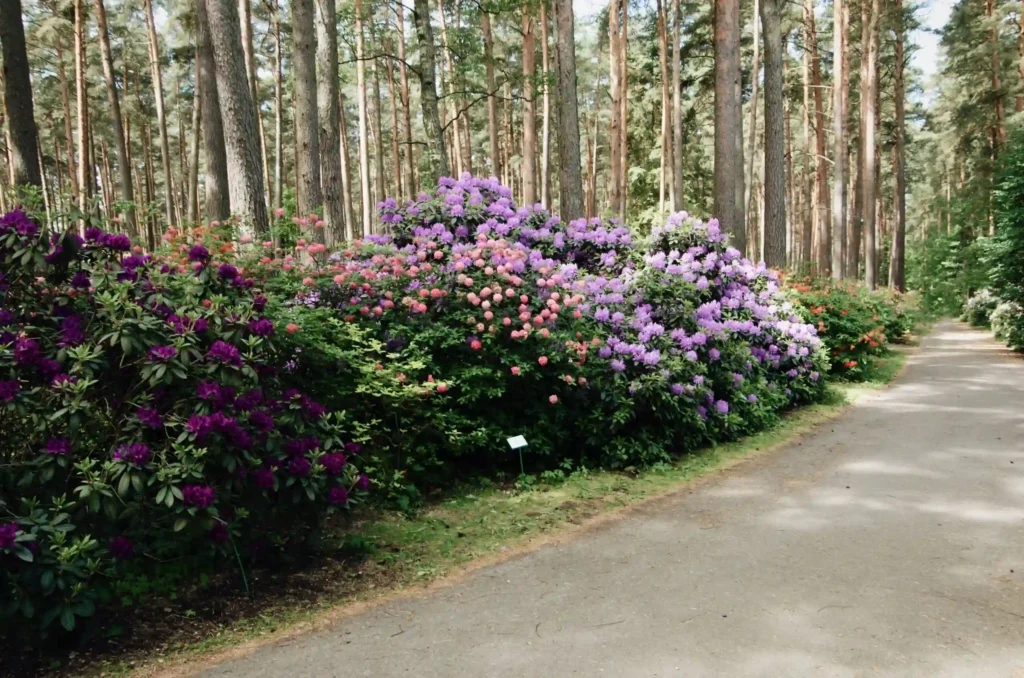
[71,351,912,678]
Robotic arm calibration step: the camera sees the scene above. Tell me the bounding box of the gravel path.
[199,320,1024,677]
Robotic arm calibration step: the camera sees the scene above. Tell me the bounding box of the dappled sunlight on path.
[200,320,1024,678]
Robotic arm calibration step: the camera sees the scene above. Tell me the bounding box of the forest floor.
[171,319,1024,678]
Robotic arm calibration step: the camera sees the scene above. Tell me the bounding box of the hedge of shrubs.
[2,174,835,640]
[788,279,912,379]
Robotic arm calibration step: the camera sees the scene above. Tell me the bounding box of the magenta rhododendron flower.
[182,484,216,508]
[0,523,19,549]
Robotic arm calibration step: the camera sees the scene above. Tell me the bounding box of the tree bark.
[744,0,760,226]
[713,0,745,252]
[672,0,683,209]
[272,0,284,210]
[522,7,537,205]
[55,35,79,204]
[354,0,372,233]
[293,0,322,222]
[339,87,356,238]
[187,59,201,224]
[988,0,1007,149]
[861,0,880,287]
[143,0,175,225]
[760,0,785,267]
[657,0,672,214]
[372,59,387,210]
[386,45,402,199]
[889,0,905,292]
[831,0,846,278]
[482,10,501,179]
[806,0,829,273]
[239,0,270,210]
[74,0,91,215]
[436,0,461,176]
[618,0,629,215]
[204,0,269,235]
[554,0,584,221]
[608,0,622,215]
[540,0,552,207]
[397,2,416,195]
[0,0,41,190]
[93,0,136,234]
[198,0,230,220]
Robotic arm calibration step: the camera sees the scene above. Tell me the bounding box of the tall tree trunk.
[339,88,356,238]
[354,0,373,233]
[74,0,91,216]
[785,89,795,265]
[1017,15,1024,113]
[618,0,629,216]
[503,79,513,187]
[436,0,462,176]
[272,0,284,211]
[187,60,201,224]
[831,0,846,277]
[988,0,1007,148]
[800,0,812,266]
[372,60,387,210]
[482,11,501,179]
[554,0,584,221]
[143,0,175,225]
[293,0,322,222]
[386,46,402,198]
[397,1,416,194]
[55,35,79,204]
[861,0,880,287]
[540,0,552,207]
[521,7,537,205]
[608,0,622,215]
[657,0,673,214]
[239,0,270,210]
[807,0,829,273]
[672,0,683,209]
[744,0,760,225]
[93,0,136,235]
[0,0,41,190]
[197,0,230,221]
[714,0,746,252]
[204,0,269,235]
[760,0,785,267]
[316,0,344,242]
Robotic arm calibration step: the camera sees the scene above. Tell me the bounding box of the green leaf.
[61,608,76,632]
[13,545,33,562]
[173,518,188,532]
[117,473,131,497]
[40,570,54,590]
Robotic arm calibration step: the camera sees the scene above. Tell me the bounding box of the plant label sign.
[506,435,528,450]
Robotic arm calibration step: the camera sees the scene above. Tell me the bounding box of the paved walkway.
[200,321,1024,677]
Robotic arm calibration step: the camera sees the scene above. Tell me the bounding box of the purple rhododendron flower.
[188,244,210,262]
[253,295,268,312]
[715,400,730,414]
[182,484,216,508]
[103,233,131,251]
[328,486,349,506]
[248,317,275,336]
[356,474,370,491]
[45,437,71,455]
[84,226,103,242]
[209,523,229,543]
[321,453,347,476]
[0,523,18,549]
[670,383,684,396]
[249,410,274,432]
[113,443,151,466]
[747,394,758,402]
[137,407,163,428]
[253,467,275,489]
[109,536,135,560]
[208,340,242,365]
[0,379,19,403]
[344,442,362,455]
[70,270,91,288]
[196,381,220,400]
[14,337,40,365]
[149,345,178,361]
[218,264,238,280]
[288,457,311,477]
[60,315,86,347]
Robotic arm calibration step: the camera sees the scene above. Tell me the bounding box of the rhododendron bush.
[244,175,827,477]
[0,209,368,636]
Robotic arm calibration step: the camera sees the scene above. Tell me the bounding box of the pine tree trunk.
[204,0,269,235]
[503,79,513,187]
[74,0,91,216]
[608,0,622,214]
[657,0,672,214]
[373,61,387,210]
[93,0,136,235]
[55,35,80,204]
[436,0,463,176]
[540,1,552,207]
[339,88,356,238]
[862,0,880,287]
[197,0,231,220]
[830,0,846,277]
[800,0,812,267]
[272,0,284,210]
[672,0,683,209]
[0,0,41,190]
[554,0,584,221]
[618,0,629,216]
[386,49,402,199]
[713,0,746,252]
[760,0,786,267]
[744,0,760,226]
[397,2,416,195]
[143,0,175,225]
[482,11,501,179]
[807,0,829,273]
[354,0,373,233]
[292,0,322,222]
[316,0,344,242]
[785,90,794,265]
[1017,16,1024,113]
[988,0,1007,148]
[187,58,201,224]
[521,7,537,205]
